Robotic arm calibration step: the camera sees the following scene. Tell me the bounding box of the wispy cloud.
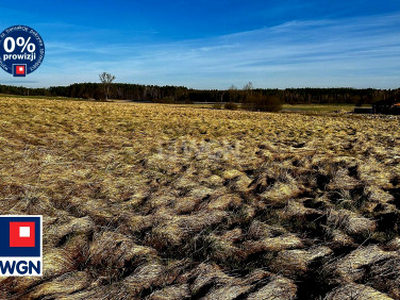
[4,12,400,88]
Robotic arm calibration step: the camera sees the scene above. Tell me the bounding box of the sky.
[1,0,400,89]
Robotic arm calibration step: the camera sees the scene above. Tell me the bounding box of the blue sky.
[1,0,400,89]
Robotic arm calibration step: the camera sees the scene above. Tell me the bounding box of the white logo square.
[19,226,30,238]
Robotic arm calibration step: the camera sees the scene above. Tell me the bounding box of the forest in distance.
[1,82,399,105]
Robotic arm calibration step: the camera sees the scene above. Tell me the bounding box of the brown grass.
[0,97,399,299]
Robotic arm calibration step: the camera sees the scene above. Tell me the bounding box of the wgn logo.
[0,215,42,276]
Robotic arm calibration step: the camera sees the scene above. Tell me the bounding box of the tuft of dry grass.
[270,246,333,278]
[324,245,397,284]
[324,283,393,300]
[247,275,298,300]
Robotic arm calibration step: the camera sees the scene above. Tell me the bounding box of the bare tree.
[243,81,253,96]
[228,85,238,102]
[99,72,115,100]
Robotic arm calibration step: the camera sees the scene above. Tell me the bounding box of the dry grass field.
[0,97,399,299]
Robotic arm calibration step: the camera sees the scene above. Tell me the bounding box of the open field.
[0,97,399,299]
[194,102,361,113]
[281,103,358,113]
[0,93,83,101]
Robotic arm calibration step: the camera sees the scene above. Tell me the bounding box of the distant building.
[372,99,400,115]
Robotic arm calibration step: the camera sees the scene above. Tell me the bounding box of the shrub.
[243,92,282,112]
[213,103,223,109]
[224,102,238,110]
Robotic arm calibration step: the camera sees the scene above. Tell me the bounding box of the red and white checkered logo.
[9,222,35,248]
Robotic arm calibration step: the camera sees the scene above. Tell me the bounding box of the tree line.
[0,82,399,106]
